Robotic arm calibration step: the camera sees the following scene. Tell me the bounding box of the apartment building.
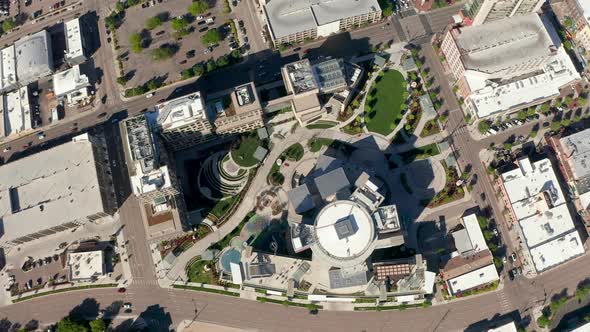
[263,0,381,46]
[154,91,215,151]
[551,0,590,54]
[462,0,544,25]
[440,13,580,119]
[213,83,264,136]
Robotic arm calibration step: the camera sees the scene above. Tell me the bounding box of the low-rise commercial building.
[440,13,580,119]
[263,0,382,47]
[0,46,17,93]
[64,18,88,66]
[0,86,31,138]
[67,249,106,282]
[155,91,215,151]
[442,213,499,296]
[14,30,54,85]
[53,64,92,106]
[499,157,585,273]
[0,135,115,248]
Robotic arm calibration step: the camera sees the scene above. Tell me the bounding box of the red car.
[118,287,126,293]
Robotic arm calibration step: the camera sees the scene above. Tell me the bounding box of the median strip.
[173,284,240,297]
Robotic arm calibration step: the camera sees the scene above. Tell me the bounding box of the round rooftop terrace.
[312,200,376,267]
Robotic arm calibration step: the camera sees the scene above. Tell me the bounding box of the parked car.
[123,303,132,309]
[118,287,126,293]
[196,15,204,20]
[510,252,517,262]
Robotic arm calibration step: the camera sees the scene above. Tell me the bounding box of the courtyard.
[365,69,408,135]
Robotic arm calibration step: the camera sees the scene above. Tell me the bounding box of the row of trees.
[181,49,241,79]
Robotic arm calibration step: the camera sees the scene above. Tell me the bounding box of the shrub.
[151,46,174,61]
[2,18,15,32]
[128,32,143,53]
[216,55,229,67]
[192,63,205,76]
[171,17,189,32]
[201,29,221,46]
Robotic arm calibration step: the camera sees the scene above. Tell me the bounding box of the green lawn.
[365,70,407,135]
[187,259,215,284]
[231,136,260,167]
[306,121,338,129]
[308,137,334,152]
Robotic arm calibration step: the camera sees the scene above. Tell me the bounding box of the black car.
[508,269,516,281]
[33,9,43,18]
[186,50,196,58]
[199,26,208,32]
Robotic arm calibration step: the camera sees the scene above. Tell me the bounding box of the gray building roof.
[15,30,54,84]
[419,94,436,118]
[314,167,350,200]
[253,146,268,162]
[288,184,315,214]
[312,58,347,93]
[560,128,590,193]
[328,268,368,289]
[264,0,381,40]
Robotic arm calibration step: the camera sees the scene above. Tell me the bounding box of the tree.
[483,230,494,241]
[503,142,512,151]
[551,120,562,131]
[206,59,217,72]
[537,314,551,328]
[116,76,127,86]
[517,110,527,120]
[478,120,491,134]
[145,16,162,30]
[188,0,209,15]
[115,1,125,12]
[128,32,143,53]
[579,97,587,107]
[530,130,537,138]
[493,256,503,269]
[171,17,189,32]
[2,18,15,32]
[151,46,174,61]
[402,91,410,100]
[415,60,423,68]
[57,316,87,332]
[216,55,229,67]
[201,29,221,46]
[527,107,536,116]
[561,118,571,127]
[230,49,241,59]
[429,91,437,102]
[565,95,574,106]
[89,320,106,332]
[147,80,159,90]
[477,216,489,229]
[540,102,550,114]
[564,40,573,51]
[181,69,194,79]
[192,63,205,76]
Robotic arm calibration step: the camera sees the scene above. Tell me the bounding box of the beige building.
[462,0,544,25]
[154,92,215,152]
[213,83,264,136]
[440,14,580,119]
[263,0,381,46]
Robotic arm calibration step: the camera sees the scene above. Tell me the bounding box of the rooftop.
[64,18,85,61]
[52,65,90,104]
[501,157,585,272]
[156,91,207,131]
[14,30,54,84]
[264,0,381,40]
[487,322,518,332]
[288,183,315,214]
[284,59,318,95]
[67,250,105,281]
[0,137,105,246]
[2,86,31,137]
[446,263,499,295]
[454,14,558,75]
[452,214,488,255]
[0,46,16,91]
[312,58,347,93]
[313,200,375,261]
[560,128,590,183]
[314,167,350,200]
[442,249,494,281]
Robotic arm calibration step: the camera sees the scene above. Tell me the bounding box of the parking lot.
[116,0,238,87]
[8,254,68,295]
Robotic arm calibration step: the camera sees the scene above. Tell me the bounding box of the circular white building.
[311,200,377,268]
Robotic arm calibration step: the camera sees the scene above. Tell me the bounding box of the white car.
[145,93,154,98]
[197,15,204,20]
[2,146,11,152]
[123,303,132,309]
[37,133,45,140]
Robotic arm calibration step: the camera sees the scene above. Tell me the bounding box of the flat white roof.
[559,128,590,181]
[570,322,590,332]
[314,200,375,259]
[463,214,488,252]
[447,263,499,295]
[519,204,576,248]
[502,157,585,272]
[264,0,381,40]
[488,322,518,332]
[468,48,579,118]
[64,18,84,61]
[530,230,585,272]
[130,164,173,196]
[2,86,31,137]
[53,64,90,97]
[68,250,105,280]
[0,45,16,92]
[14,30,54,84]
[501,158,565,219]
[156,91,207,131]
[0,139,105,245]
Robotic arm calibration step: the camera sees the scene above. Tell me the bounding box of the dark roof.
[288,184,315,214]
[328,268,368,289]
[314,167,350,199]
[248,263,276,278]
[442,250,494,281]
